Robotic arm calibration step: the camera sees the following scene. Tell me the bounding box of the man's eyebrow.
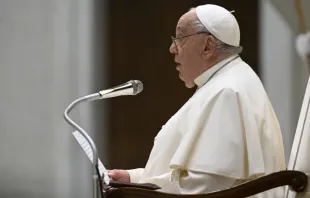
[176,27,185,36]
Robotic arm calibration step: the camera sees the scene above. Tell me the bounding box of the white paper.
[72,131,110,185]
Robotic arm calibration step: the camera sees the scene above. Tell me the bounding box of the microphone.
[63,79,143,198]
[99,80,143,99]
[84,80,143,101]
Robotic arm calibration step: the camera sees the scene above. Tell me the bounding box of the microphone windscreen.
[132,80,143,95]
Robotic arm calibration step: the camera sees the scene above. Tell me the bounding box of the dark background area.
[98,0,259,169]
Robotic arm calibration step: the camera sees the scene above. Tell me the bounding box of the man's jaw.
[177,71,196,89]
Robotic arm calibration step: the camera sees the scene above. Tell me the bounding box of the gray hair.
[191,18,243,55]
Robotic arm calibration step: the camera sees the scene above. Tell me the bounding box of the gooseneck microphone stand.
[64,93,102,198]
[63,80,143,198]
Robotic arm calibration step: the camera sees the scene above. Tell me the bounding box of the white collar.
[194,55,239,88]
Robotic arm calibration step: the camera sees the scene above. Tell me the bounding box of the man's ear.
[202,36,216,59]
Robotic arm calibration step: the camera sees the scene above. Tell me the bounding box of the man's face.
[169,11,206,88]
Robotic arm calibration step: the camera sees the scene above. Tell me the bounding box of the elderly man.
[108,4,286,197]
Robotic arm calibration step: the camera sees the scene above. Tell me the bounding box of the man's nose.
[169,42,177,54]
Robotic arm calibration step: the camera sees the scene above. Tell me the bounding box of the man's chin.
[178,75,195,88]
[184,81,196,89]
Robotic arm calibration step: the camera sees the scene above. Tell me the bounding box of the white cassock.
[127,55,286,197]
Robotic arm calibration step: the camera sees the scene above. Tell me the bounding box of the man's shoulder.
[199,77,240,97]
[204,62,264,95]
[197,74,261,105]
[194,85,240,108]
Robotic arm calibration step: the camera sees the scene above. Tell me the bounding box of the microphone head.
[131,80,143,95]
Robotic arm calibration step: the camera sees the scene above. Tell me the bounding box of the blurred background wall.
[0,0,107,197]
[260,0,309,163]
[0,0,308,197]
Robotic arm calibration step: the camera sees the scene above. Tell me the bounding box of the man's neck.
[198,53,235,77]
[194,54,239,89]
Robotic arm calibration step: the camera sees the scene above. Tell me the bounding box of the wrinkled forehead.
[176,8,197,35]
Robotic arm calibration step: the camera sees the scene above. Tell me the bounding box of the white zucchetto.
[196,4,240,47]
